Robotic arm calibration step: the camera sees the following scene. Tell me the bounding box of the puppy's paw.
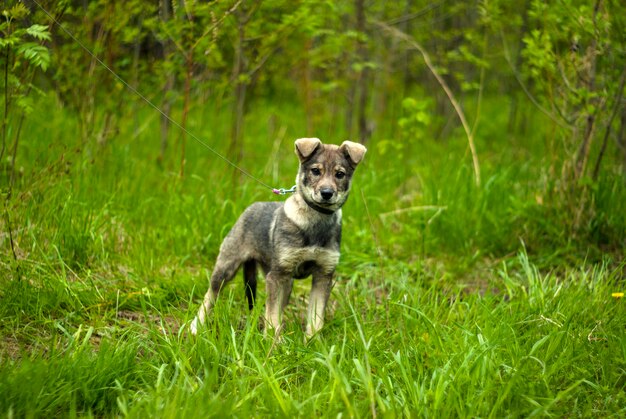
[189,318,199,335]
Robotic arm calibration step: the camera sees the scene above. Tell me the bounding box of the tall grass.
[1,94,625,417]
[1,251,624,417]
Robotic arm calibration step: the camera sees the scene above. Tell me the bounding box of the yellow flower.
[612,292,624,298]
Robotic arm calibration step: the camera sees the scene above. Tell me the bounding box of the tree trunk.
[158,0,174,165]
[592,68,626,180]
[303,39,314,134]
[159,73,175,164]
[344,9,355,139]
[355,0,370,143]
[507,0,529,134]
[230,9,247,163]
[400,0,411,96]
[131,20,142,139]
[179,55,193,178]
[574,0,601,180]
[617,106,626,175]
[1,46,10,163]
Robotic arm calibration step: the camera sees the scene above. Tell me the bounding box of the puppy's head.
[294,138,367,214]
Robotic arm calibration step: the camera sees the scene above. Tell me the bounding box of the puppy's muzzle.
[320,188,335,201]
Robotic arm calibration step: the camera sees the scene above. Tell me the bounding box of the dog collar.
[303,199,336,215]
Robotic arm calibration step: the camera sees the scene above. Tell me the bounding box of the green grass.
[1,94,625,417]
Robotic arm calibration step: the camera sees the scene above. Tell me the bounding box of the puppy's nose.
[320,188,335,201]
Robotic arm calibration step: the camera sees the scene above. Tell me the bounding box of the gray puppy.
[190,138,367,338]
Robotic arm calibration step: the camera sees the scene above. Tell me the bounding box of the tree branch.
[499,28,571,130]
[592,66,626,180]
[373,20,481,186]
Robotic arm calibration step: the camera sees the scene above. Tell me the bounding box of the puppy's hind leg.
[190,253,241,335]
[243,260,257,311]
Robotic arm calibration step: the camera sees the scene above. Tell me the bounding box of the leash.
[31,0,296,196]
[272,185,297,195]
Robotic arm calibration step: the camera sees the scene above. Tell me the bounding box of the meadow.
[0,89,626,418]
[0,89,624,418]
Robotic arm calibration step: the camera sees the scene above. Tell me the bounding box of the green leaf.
[16,95,34,115]
[401,97,418,111]
[0,34,21,48]
[16,43,51,71]
[26,24,52,42]
[3,3,29,20]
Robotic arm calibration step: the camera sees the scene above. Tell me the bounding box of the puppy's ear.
[340,141,367,166]
[295,138,322,161]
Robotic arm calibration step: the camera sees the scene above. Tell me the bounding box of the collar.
[303,197,336,215]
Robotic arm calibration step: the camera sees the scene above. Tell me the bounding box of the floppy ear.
[295,138,322,162]
[340,141,367,166]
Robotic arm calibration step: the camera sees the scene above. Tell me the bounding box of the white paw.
[189,318,198,335]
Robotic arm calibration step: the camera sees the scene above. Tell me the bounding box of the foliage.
[0,5,50,72]
[520,0,624,177]
[0,2,51,167]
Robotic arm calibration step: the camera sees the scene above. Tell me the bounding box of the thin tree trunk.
[507,0,529,133]
[1,46,10,163]
[81,19,107,145]
[574,0,601,180]
[179,55,192,178]
[344,10,355,138]
[131,22,142,138]
[355,0,370,143]
[159,73,174,163]
[303,39,314,134]
[592,67,626,180]
[2,200,20,281]
[619,103,626,173]
[344,84,355,139]
[2,43,20,281]
[230,10,247,163]
[8,110,26,193]
[158,0,174,165]
[400,0,411,95]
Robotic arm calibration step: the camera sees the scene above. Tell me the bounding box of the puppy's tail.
[243,260,257,311]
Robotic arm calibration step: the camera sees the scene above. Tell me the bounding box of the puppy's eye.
[335,171,345,179]
[311,168,322,176]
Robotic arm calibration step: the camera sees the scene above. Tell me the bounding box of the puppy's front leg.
[306,272,333,338]
[264,271,293,337]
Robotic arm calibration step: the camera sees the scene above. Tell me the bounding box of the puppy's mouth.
[314,201,338,211]
[315,191,348,208]
[314,191,339,206]
[302,190,344,214]
[314,197,336,207]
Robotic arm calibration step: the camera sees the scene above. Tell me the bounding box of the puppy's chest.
[272,217,341,276]
[277,246,340,278]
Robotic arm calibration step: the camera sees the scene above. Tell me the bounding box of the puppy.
[190,138,367,338]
